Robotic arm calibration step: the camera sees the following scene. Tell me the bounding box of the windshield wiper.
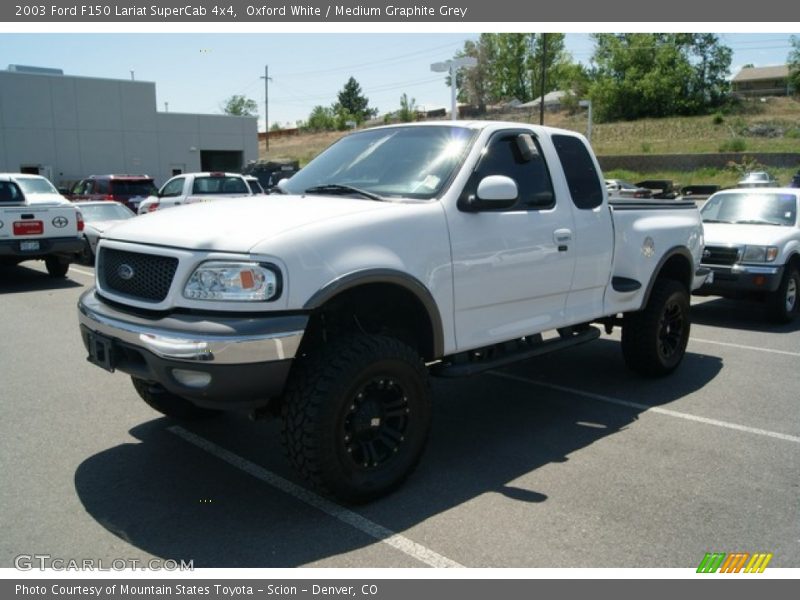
[733,219,783,226]
[304,184,385,202]
[702,219,735,224]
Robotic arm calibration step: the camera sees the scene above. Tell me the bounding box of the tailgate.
[0,206,80,240]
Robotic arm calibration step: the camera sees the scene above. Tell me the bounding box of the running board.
[432,326,602,377]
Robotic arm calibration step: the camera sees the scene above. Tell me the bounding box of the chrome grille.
[99,248,178,302]
[702,246,740,266]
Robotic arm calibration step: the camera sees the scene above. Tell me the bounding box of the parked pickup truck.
[694,188,800,322]
[137,172,251,214]
[1,173,83,277]
[78,122,708,502]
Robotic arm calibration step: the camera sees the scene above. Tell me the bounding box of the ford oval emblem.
[117,264,135,280]
[52,216,68,228]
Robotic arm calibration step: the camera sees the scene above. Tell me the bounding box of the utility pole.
[539,33,547,126]
[261,65,272,152]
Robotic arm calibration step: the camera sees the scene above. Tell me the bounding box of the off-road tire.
[281,334,431,504]
[131,377,221,421]
[767,267,799,323]
[622,278,691,377]
[45,256,70,278]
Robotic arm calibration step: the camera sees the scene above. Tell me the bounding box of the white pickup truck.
[137,172,252,214]
[1,174,84,277]
[78,122,708,502]
[695,187,800,322]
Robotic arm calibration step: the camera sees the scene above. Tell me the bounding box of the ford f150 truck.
[1,174,83,277]
[136,172,251,214]
[695,188,800,322]
[78,122,708,502]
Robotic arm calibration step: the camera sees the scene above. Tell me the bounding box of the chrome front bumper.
[78,289,305,365]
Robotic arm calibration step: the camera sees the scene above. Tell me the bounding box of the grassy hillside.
[261,96,800,187]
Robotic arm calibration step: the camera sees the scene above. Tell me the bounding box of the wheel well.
[656,252,692,291]
[300,282,437,361]
[787,253,800,271]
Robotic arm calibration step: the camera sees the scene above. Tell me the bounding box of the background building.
[731,65,792,97]
[0,65,258,188]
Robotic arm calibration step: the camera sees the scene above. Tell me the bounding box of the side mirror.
[477,175,518,202]
[459,175,518,211]
[276,178,290,193]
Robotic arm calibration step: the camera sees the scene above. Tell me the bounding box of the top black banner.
[0,0,786,22]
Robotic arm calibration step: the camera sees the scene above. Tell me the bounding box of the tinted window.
[0,181,23,203]
[95,179,110,194]
[111,180,157,196]
[460,131,554,210]
[552,134,603,209]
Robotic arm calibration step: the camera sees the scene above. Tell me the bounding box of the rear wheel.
[45,256,69,278]
[131,377,221,421]
[281,334,431,503]
[767,267,799,323]
[622,278,690,377]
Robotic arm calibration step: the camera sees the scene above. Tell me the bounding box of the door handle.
[553,229,573,243]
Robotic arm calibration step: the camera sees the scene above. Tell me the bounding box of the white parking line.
[69,266,95,278]
[168,426,465,569]
[691,337,800,358]
[489,372,800,444]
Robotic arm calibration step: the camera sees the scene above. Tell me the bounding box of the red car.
[67,175,158,212]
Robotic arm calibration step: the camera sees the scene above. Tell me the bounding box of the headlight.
[741,245,779,263]
[183,261,280,301]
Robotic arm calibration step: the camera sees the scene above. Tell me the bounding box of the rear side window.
[0,181,23,203]
[95,179,110,194]
[552,134,603,210]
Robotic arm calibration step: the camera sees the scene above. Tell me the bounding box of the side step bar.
[432,326,601,378]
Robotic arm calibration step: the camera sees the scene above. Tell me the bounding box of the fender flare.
[303,269,445,358]
[641,246,694,308]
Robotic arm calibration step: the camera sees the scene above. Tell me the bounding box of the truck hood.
[703,223,797,247]
[104,195,397,252]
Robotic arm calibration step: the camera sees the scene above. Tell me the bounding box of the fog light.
[172,369,212,388]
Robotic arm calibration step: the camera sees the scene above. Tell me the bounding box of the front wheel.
[45,255,70,278]
[281,334,431,504]
[131,377,221,421]
[767,267,799,323]
[622,278,691,377]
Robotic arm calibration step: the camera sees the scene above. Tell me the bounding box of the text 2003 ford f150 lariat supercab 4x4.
[78,122,709,502]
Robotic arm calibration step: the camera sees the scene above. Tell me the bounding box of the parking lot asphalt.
[1,262,798,569]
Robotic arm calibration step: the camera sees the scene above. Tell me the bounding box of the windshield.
[15,177,58,194]
[282,126,476,200]
[79,203,135,222]
[701,192,798,226]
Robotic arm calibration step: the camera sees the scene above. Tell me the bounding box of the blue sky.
[0,33,795,129]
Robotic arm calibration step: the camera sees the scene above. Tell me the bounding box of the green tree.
[337,77,377,124]
[789,35,800,94]
[305,105,335,131]
[589,33,732,121]
[398,93,418,122]
[452,33,575,110]
[220,94,258,117]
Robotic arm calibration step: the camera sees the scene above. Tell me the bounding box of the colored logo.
[697,552,773,573]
